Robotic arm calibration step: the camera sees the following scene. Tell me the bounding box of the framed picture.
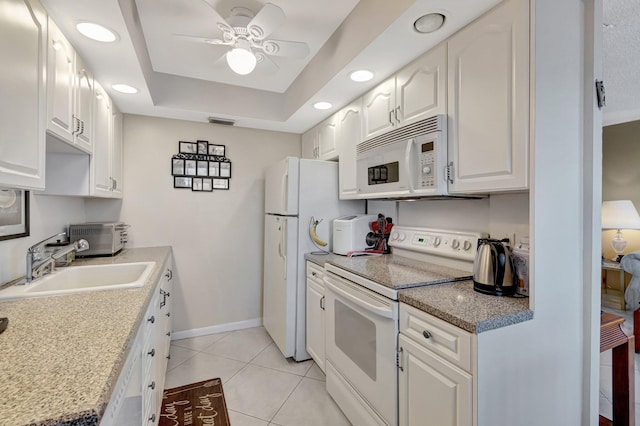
[197,140,208,155]
[220,162,231,178]
[197,160,208,176]
[179,141,197,154]
[172,158,185,175]
[0,189,29,241]
[208,144,225,157]
[185,160,197,176]
[209,161,220,177]
[202,178,213,192]
[174,177,192,188]
[212,178,229,190]
[192,178,203,191]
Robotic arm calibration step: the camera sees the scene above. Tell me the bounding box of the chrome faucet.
[25,232,90,283]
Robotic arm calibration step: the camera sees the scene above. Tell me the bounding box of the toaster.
[68,222,129,257]
[332,214,377,255]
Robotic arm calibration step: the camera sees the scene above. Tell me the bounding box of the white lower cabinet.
[398,303,474,426]
[101,255,174,425]
[305,261,325,372]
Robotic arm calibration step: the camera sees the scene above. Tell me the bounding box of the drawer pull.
[148,348,155,357]
[311,271,317,277]
[166,332,171,337]
[166,312,171,317]
[148,413,156,423]
[149,381,156,390]
[422,330,433,339]
[147,315,155,324]
[165,269,173,280]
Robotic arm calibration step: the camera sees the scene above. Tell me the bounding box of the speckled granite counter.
[0,247,172,426]
[399,281,532,333]
[305,252,533,334]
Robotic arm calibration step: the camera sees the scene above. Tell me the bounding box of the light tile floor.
[164,326,351,426]
[599,306,640,423]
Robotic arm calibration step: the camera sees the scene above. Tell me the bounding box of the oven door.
[324,270,398,425]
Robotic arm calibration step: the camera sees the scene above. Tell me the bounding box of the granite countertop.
[0,247,172,426]
[305,252,533,334]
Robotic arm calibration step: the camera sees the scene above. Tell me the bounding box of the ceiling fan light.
[227,48,257,75]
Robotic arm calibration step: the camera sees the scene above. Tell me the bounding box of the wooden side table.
[600,312,635,426]
[602,261,629,310]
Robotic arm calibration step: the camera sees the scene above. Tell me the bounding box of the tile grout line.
[267,374,306,424]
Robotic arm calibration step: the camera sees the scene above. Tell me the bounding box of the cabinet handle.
[422,330,433,339]
[166,332,171,337]
[80,120,85,135]
[166,312,171,317]
[311,271,317,277]
[397,346,404,372]
[165,269,173,281]
[148,414,156,423]
[147,315,155,324]
[148,381,156,390]
[148,348,155,357]
[167,354,171,360]
[320,295,325,311]
[395,106,400,123]
[389,110,394,126]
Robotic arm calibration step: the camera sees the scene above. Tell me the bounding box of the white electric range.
[323,226,487,426]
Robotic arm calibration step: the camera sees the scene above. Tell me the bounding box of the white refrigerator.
[263,157,363,361]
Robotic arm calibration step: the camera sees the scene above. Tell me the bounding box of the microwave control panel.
[418,141,436,189]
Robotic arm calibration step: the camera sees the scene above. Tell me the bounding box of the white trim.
[171,317,263,341]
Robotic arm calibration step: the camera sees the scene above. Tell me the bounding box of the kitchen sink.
[0,262,156,301]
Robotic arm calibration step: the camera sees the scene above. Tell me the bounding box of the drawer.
[306,261,325,283]
[399,303,472,373]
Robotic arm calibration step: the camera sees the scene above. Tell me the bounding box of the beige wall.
[119,115,300,333]
[602,120,640,259]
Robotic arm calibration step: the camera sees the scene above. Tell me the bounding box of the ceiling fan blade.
[247,3,285,40]
[261,39,309,59]
[255,53,280,75]
[173,34,231,46]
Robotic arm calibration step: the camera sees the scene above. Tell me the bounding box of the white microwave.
[356,115,448,199]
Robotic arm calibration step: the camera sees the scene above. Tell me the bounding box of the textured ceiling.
[603,0,640,126]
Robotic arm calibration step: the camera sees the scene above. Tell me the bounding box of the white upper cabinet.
[447,0,529,193]
[46,19,93,154]
[111,107,124,197]
[91,82,113,197]
[337,99,361,199]
[362,44,446,142]
[0,0,47,190]
[301,114,339,161]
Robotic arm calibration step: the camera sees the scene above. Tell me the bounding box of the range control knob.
[391,232,399,241]
[422,166,432,175]
[451,239,460,249]
[433,237,441,247]
[398,233,406,242]
[463,240,473,251]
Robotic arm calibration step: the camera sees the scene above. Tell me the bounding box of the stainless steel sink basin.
[0,262,156,301]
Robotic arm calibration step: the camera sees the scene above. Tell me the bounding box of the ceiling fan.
[177,1,310,75]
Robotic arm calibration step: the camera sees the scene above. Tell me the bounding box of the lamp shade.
[602,200,640,230]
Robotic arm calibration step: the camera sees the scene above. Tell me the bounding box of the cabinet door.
[447,0,529,193]
[0,0,46,190]
[337,100,361,199]
[46,19,75,144]
[317,115,338,160]
[92,82,113,197]
[399,334,472,426]
[362,77,395,141]
[306,275,325,372]
[111,107,124,198]
[74,56,94,153]
[301,128,317,159]
[396,44,446,126]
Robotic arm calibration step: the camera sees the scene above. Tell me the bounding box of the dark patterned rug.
[159,378,230,426]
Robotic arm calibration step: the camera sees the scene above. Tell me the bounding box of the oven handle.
[324,275,395,319]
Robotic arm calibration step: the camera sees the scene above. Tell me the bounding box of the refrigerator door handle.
[281,220,287,280]
[281,172,288,213]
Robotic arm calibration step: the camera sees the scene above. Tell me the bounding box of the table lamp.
[602,200,640,261]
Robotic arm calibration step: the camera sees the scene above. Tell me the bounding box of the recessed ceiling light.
[413,13,446,34]
[313,102,332,110]
[112,84,138,94]
[350,70,374,82]
[76,22,118,42]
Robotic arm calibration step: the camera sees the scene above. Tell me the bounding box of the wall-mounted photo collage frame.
[172,140,231,191]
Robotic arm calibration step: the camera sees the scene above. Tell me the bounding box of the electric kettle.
[473,238,516,296]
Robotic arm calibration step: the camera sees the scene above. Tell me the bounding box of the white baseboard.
[171,317,263,341]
